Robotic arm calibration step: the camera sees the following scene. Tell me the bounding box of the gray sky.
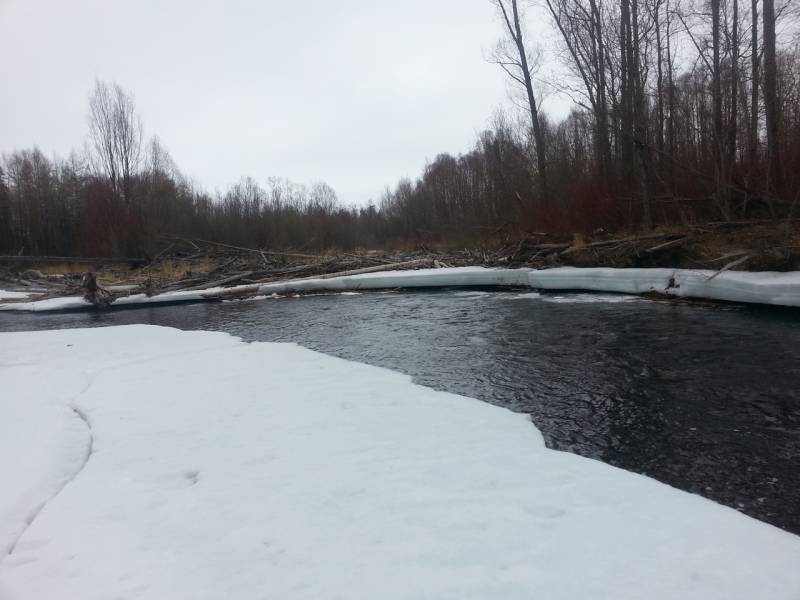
[0,0,572,204]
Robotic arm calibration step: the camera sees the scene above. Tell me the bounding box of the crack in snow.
[2,396,94,564]
[1,342,237,567]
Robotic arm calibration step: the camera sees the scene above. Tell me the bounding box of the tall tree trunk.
[631,0,654,228]
[654,0,666,157]
[620,0,634,183]
[506,0,549,201]
[589,0,611,178]
[711,0,731,218]
[749,0,760,195]
[666,0,676,193]
[727,0,739,168]
[763,0,780,193]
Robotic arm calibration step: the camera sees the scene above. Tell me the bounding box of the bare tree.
[750,0,759,183]
[489,0,549,201]
[763,0,780,192]
[710,0,731,217]
[88,80,143,205]
[543,0,612,178]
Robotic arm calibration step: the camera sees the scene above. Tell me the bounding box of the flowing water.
[2,289,799,533]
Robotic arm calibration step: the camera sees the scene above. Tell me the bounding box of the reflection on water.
[2,290,799,533]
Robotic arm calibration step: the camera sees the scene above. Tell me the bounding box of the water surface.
[2,290,798,533]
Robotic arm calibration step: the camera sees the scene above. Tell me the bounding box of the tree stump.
[81,272,115,308]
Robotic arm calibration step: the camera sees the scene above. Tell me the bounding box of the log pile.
[0,221,796,309]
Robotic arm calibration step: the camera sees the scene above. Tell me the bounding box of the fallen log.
[180,271,255,291]
[188,238,321,260]
[560,233,678,255]
[296,259,432,281]
[707,254,755,280]
[199,259,434,301]
[645,237,688,253]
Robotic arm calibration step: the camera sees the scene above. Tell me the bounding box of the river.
[2,289,798,533]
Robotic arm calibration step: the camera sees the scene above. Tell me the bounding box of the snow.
[0,290,31,300]
[1,325,799,600]
[2,266,800,312]
[0,288,229,312]
[672,269,800,305]
[529,267,676,295]
[258,265,532,293]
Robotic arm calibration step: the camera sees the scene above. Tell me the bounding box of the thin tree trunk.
[749,0,760,197]
[763,0,780,193]
[620,0,634,183]
[589,0,611,178]
[711,0,731,218]
[666,0,676,193]
[504,0,549,201]
[655,0,666,157]
[727,0,739,169]
[631,0,654,228]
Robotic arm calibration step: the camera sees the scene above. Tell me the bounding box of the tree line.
[1,0,799,257]
[0,82,381,257]
[382,0,800,240]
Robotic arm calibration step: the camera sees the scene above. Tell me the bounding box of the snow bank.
[258,265,533,294]
[0,288,230,312]
[2,266,800,312]
[1,325,799,599]
[529,267,675,294]
[0,290,31,301]
[530,266,800,306]
[672,269,800,306]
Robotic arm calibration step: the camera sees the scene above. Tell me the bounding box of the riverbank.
[1,220,798,308]
[2,266,800,312]
[2,221,799,311]
[2,325,799,599]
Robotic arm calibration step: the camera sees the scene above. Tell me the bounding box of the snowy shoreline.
[1,325,799,599]
[2,266,800,312]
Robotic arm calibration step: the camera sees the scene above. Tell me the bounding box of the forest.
[1,0,799,258]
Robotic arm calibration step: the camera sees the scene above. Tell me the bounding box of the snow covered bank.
[1,325,799,599]
[0,287,227,312]
[528,266,676,295]
[1,266,800,312]
[0,290,31,301]
[529,267,800,306]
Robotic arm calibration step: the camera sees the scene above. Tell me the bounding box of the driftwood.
[707,254,755,280]
[560,233,677,255]
[175,238,320,260]
[295,259,432,281]
[180,271,255,291]
[708,250,751,263]
[645,237,688,253]
[200,259,435,301]
[2,220,794,308]
[81,272,115,308]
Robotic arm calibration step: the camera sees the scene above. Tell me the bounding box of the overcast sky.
[0,0,572,204]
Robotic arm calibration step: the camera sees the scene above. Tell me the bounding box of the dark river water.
[2,289,799,533]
